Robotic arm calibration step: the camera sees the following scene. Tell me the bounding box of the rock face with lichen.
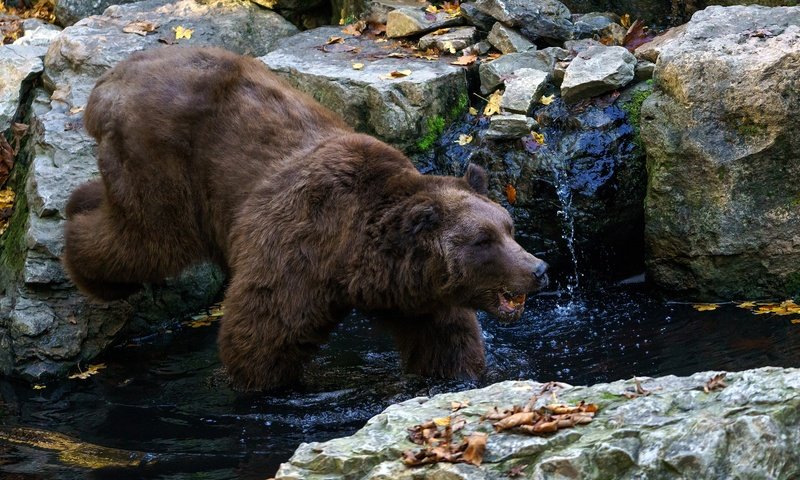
[273,367,800,479]
[642,6,800,300]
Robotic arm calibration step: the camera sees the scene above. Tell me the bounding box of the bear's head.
[406,164,549,322]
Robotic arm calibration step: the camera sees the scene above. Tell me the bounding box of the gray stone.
[478,51,554,94]
[499,68,550,114]
[386,7,464,38]
[572,12,624,44]
[484,113,535,139]
[12,19,62,48]
[634,60,654,80]
[274,367,800,479]
[563,37,603,54]
[473,0,573,44]
[261,26,469,153]
[54,0,138,27]
[0,0,298,380]
[418,26,478,53]
[634,23,687,63]
[459,2,495,31]
[465,40,491,56]
[561,45,635,102]
[0,45,45,131]
[642,5,800,299]
[486,22,534,54]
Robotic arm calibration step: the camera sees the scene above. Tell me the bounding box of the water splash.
[551,161,585,314]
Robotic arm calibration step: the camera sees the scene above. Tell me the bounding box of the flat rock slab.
[473,0,573,43]
[418,26,478,52]
[499,67,550,114]
[0,0,298,380]
[484,113,535,139]
[261,26,470,152]
[386,7,464,38]
[486,22,534,54]
[561,45,635,102]
[479,50,555,94]
[274,367,800,479]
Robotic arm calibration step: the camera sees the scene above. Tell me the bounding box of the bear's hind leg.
[390,307,486,379]
[65,179,104,218]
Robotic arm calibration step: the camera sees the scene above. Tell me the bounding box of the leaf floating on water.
[380,69,412,80]
[483,90,503,116]
[505,184,517,204]
[737,301,757,309]
[173,25,193,40]
[703,373,727,393]
[455,134,473,146]
[751,300,800,316]
[530,131,545,145]
[692,303,719,311]
[122,20,158,36]
[32,384,46,390]
[68,363,106,380]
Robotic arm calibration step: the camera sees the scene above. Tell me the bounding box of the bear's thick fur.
[63,47,548,391]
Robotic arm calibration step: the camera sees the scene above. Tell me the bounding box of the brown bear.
[62,47,549,391]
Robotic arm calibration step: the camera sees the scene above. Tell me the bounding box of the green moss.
[621,84,653,151]
[415,92,470,152]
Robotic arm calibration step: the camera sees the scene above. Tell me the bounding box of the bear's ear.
[405,201,441,236]
[464,163,488,195]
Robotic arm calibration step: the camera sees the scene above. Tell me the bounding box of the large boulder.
[472,0,573,44]
[260,26,470,153]
[273,367,800,479]
[642,6,800,300]
[0,0,298,380]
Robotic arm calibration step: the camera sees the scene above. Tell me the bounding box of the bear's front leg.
[393,307,486,379]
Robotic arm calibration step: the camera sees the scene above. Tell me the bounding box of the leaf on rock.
[122,20,158,36]
[433,416,451,427]
[620,14,632,29]
[461,432,486,466]
[692,303,719,311]
[352,63,364,70]
[455,134,473,146]
[442,40,456,54]
[791,319,800,324]
[380,69,412,80]
[441,1,461,16]
[451,52,477,66]
[622,376,656,399]
[505,184,517,204]
[431,28,451,36]
[186,303,224,328]
[623,19,654,52]
[530,131,545,145]
[703,373,727,393]
[326,36,344,45]
[483,90,503,116]
[341,20,366,36]
[68,363,106,380]
[425,5,438,14]
[173,25,193,40]
[0,136,14,186]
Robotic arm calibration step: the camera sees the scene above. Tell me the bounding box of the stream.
[1,285,799,479]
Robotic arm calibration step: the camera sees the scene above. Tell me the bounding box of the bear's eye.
[471,234,493,248]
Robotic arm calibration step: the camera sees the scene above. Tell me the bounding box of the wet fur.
[63,47,545,391]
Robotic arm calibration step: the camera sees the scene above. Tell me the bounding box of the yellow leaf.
[68,363,106,380]
[483,90,503,116]
[441,1,461,16]
[540,94,555,105]
[380,69,412,80]
[620,13,632,29]
[32,384,46,390]
[455,134,473,146]
[174,26,193,40]
[352,63,364,70]
[468,106,478,116]
[425,5,438,13]
[431,28,451,36]
[791,319,800,324]
[0,188,16,236]
[692,304,719,312]
[737,301,756,308]
[531,131,545,145]
[432,416,451,427]
[442,40,456,54]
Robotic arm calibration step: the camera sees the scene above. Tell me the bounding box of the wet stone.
[500,68,550,114]
[572,12,624,42]
[459,2,495,31]
[473,0,573,43]
[386,7,465,38]
[561,45,635,102]
[485,113,536,139]
[486,22,535,54]
[418,26,479,52]
[479,51,555,94]
[635,60,655,80]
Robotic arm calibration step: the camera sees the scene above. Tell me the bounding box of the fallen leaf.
[431,28,451,35]
[69,105,85,115]
[380,69,412,80]
[122,20,158,36]
[493,412,536,432]
[623,19,654,52]
[468,107,478,116]
[703,373,727,393]
[483,90,503,116]
[540,94,555,105]
[505,184,517,204]
[791,319,800,324]
[425,5,438,13]
[506,464,528,478]
[68,363,106,380]
[441,1,461,16]
[455,134,473,146]
[352,63,364,70]
[433,416,451,427]
[620,14,632,29]
[0,136,14,186]
[737,301,757,308]
[461,432,486,466]
[530,131,545,145]
[0,188,15,235]
[341,20,366,36]
[173,25,193,40]
[32,384,46,390]
[692,303,719,311]
[451,52,477,66]
[442,40,456,54]
[450,400,470,411]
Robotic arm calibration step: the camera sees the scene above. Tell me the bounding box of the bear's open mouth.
[498,290,526,315]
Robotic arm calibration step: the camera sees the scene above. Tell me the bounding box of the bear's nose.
[532,260,548,279]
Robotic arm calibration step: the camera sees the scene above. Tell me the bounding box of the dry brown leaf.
[122,20,158,36]
[493,412,536,432]
[703,373,727,393]
[461,432,486,466]
[68,363,106,380]
[431,28,451,35]
[380,69,412,80]
[451,53,477,66]
[326,36,344,45]
[341,20,366,36]
[0,136,14,186]
[505,184,517,204]
[692,303,719,311]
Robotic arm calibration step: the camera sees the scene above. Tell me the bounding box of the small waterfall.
[552,162,585,313]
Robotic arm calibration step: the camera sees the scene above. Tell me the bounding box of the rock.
[418,26,478,52]
[486,22,534,54]
[54,0,139,27]
[473,0,573,44]
[465,40,491,55]
[553,60,568,85]
[563,37,603,54]
[385,7,464,38]
[261,26,470,153]
[459,2,495,31]
[642,5,800,299]
[12,19,62,47]
[634,60,654,80]
[273,367,800,479]
[0,45,45,130]
[572,12,625,43]
[499,68,549,114]
[634,24,687,63]
[484,113,536,139]
[561,45,635,103]
[478,50,554,94]
[0,0,298,380]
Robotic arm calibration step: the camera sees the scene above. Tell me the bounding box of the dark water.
[1,286,799,479]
